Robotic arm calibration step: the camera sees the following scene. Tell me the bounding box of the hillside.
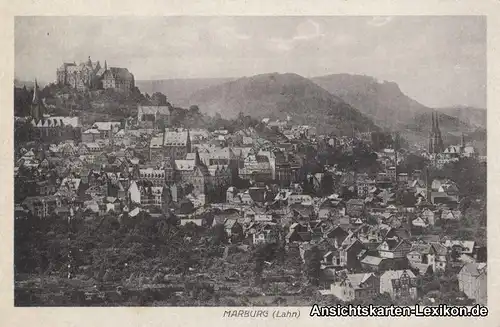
[436,106,486,129]
[312,74,435,129]
[311,74,483,147]
[136,78,235,107]
[186,73,380,135]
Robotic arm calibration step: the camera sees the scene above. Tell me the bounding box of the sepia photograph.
[13,16,487,308]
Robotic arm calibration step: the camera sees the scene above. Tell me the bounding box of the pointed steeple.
[104,60,107,70]
[194,148,201,166]
[435,112,444,153]
[31,79,43,122]
[186,128,192,153]
[461,133,466,148]
[431,111,436,132]
[32,79,40,105]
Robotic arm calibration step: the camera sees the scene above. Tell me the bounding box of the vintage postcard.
[1,0,499,326]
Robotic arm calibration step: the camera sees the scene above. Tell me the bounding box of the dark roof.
[298,231,312,242]
[347,199,364,205]
[105,67,134,81]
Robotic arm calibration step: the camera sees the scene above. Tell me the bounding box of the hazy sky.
[15,16,486,108]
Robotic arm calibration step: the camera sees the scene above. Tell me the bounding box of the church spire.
[31,78,43,122]
[104,60,107,70]
[32,79,40,105]
[194,147,201,166]
[431,111,436,132]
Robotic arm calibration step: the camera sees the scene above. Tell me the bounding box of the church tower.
[434,112,444,152]
[428,111,444,154]
[31,79,43,122]
[428,112,435,153]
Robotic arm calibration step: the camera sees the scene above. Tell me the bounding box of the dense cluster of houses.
[14,104,486,306]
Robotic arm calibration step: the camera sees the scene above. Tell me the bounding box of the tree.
[252,243,277,284]
[366,215,379,225]
[320,173,334,196]
[399,154,429,174]
[150,92,168,106]
[448,247,461,262]
[189,105,200,115]
[210,224,228,246]
[304,246,322,286]
[371,132,393,151]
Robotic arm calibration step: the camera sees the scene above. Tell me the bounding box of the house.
[379,270,418,300]
[128,181,141,204]
[288,194,313,205]
[346,199,365,217]
[411,217,428,228]
[285,222,308,243]
[137,105,171,126]
[428,242,448,272]
[323,250,342,267]
[407,242,448,274]
[378,239,412,259]
[252,223,279,245]
[360,256,392,272]
[443,240,476,261]
[325,273,379,301]
[339,237,366,270]
[224,219,244,243]
[22,195,63,218]
[91,122,121,138]
[441,209,462,221]
[163,128,192,160]
[421,208,436,226]
[323,226,349,245]
[458,263,487,305]
[180,218,203,226]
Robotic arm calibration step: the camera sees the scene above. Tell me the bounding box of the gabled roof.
[93,122,121,131]
[175,160,195,171]
[361,255,384,266]
[104,67,134,81]
[342,273,375,289]
[430,242,448,256]
[444,240,475,254]
[409,243,432,254]
[381,269,416,280]
[460,263,486,277]
[34,116,81,128]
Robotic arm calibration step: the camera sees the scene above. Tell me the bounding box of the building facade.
[57,56,105,91]
[57,56,134,93]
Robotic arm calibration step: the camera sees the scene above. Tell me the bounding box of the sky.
[15,16,486,108]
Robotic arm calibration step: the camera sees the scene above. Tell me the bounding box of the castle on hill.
[56,56,135,93]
